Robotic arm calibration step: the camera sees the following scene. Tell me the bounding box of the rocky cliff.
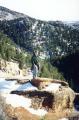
[0,78,75,120]
[0,59,27,78]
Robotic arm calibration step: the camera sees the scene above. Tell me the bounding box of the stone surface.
[0,77,76,120]
[0,59,27,77]
[31,77,69,90]
[5,105,39,120]
[11,79,75,112]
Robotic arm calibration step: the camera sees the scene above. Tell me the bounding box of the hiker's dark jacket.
[31,54,39,70]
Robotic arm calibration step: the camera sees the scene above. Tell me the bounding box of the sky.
[0,0,79,21]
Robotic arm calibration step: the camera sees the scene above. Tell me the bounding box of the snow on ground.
[0,77,37,94]
[32,21,38,30]
[43,83,61,92]
[0,77,5,82]
[5,94,47,116]
[0,78,62,116]
[0,78,62,95]
[0,78,47,116]
[16,82,38,91]
[5,94,31,108]
[0,78,20,94]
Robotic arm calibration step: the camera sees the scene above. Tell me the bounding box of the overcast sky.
[0,0,79,21]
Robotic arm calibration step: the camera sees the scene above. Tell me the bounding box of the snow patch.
[32,21,38,30]
[5,94,47,116]
[5,94,31,108]
[5,13,14,20]
[16,82,38,91]
[0,77,5,82]
[0,77,37,94]
[0,79,20,94]
[43,83,61,92]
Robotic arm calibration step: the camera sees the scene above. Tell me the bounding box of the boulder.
[31,77,69,89]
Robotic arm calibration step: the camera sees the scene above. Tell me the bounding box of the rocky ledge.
[0,77,76,120]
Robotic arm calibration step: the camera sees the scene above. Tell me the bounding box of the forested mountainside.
[0,6,79,56]
[0,31,65,81]
[0,31,31,69]
[0,6,79,91]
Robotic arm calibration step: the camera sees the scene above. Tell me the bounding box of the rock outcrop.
[0,59,27,77]
[11,78,75,118]
[31,77,69,89]
[0,77,76,120]
[5,105,39,120]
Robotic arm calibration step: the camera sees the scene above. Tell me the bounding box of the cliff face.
[0,59,27,77]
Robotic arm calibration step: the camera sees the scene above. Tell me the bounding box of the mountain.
[1,6,79,92]
[65,21,79,30]
[71,22,79,30]
[0,6,27,21]
[0,6,79,56]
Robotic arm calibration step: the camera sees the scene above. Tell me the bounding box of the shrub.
[39,60,65,80]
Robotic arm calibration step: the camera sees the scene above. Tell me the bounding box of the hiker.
[31,51,39,79]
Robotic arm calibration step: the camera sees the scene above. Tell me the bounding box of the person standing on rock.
[31,51,39,79]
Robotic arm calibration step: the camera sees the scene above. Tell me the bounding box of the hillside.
[0,6,26,21]
[0,6,79,92]
[0,6,79,56]
[0,31,32,77]
[0,6,79,120]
